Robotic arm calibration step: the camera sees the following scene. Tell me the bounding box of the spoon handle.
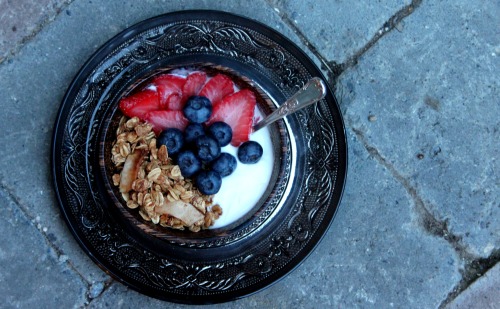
[253,77,327,132]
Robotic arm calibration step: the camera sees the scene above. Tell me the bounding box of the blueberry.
[177,150,201,177]
[157,128,184,156]
[183,96,212,123]
[196,170,222,195]
[207,122,233,147]
[210,153,237,177]
[237,141,263,164]
[194,136,221,162]
[184,123,205,144]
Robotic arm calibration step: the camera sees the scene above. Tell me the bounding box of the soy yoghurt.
[211,109,274,228]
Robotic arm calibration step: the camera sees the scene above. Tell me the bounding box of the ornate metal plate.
[52,10,347,303]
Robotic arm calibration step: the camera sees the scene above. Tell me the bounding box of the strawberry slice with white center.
[119,89,160,119]
[182,71,207,103]
[152,74,186,110]
[206,89,256,146]
[198,74,235,106]
[144,110,189,135]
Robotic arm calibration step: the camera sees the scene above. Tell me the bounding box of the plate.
[52,10,347,304]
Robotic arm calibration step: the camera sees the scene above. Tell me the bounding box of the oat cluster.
[111,116,222,232]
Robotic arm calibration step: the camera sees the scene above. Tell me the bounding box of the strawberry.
[182,71,207,102]
[119,89,160,119]
[166,94,183,110]
[206,89,256,146]
[198,74,234,106]
[144,110,189,135]
[152,74,186,110]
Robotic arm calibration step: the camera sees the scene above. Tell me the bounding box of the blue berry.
[210,153,237,177]
[194,136,221,162]
[196,170,222,195]
[207,122,233,147]
[183,96,212,123]
[184,123,205,144]
[237,141,263,164]
[177,150,201,177]
[157,128,184,156]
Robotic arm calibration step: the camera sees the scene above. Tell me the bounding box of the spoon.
[252,77,327,132]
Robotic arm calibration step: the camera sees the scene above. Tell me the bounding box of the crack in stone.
[271,0,499,305]
[267,0,422,86]
[83,278,115,307]
[265,0,343,88]
[0,0,75,66]
[349,126,457,241]
[439,250,500,309]
[347,124,500,307]
[0,180,115,304]
[0,180,92,289]
[341,0,423,72]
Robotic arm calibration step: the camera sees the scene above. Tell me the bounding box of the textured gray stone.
[268,0,411,63]
[446,263,500,309]
[1,0,498,307]
[88,131,460,308]
[0,190,87,308]
[337,0,500,257]
[0,0,69,62]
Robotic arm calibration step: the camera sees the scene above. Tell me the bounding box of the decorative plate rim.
[51,10,347,304]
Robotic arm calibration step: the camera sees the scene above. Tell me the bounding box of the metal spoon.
[252,77,327,132]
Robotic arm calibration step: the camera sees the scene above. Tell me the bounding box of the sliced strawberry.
[206,89,256,146]
[182,71,207,102]
[119,89,160,119]
[166,93,183,110]
[144,110,189,135]
[198,74,235,106]
[152,74,186,109]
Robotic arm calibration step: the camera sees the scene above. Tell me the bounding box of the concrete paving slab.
[0,189,87,308]
[0,0,497,307]
[337,0,500,257]
[446,262,500,309]
[0,0,70,62]
[268,0,412,64]
[89,130,460,308]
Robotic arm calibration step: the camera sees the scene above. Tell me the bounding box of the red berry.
[119,89,160,119]
[144,110,189,135]
[152,74,186,110]
[199,74,234,106]
[206,89,256,146]
[182,71,207,102]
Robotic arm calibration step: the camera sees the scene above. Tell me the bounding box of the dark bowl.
[98,63,291,247]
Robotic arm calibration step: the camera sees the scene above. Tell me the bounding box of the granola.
[111,116,222,231]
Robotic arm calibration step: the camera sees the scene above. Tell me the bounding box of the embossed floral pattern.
[53,13,345,302]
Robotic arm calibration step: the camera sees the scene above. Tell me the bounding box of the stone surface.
[0,0,498,307]
[0,0,69,62]
[0,190,87,308]
[337,0,500,257]
[446,263,500,309]
[268,0,411,63]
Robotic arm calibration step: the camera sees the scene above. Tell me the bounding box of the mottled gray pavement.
[0,0,498,308]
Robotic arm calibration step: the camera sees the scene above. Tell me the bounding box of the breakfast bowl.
[98,64,289,246]
[52,10,347,303]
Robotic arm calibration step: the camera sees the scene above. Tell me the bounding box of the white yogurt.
[211,108,274,228]
[155,68,276,228]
